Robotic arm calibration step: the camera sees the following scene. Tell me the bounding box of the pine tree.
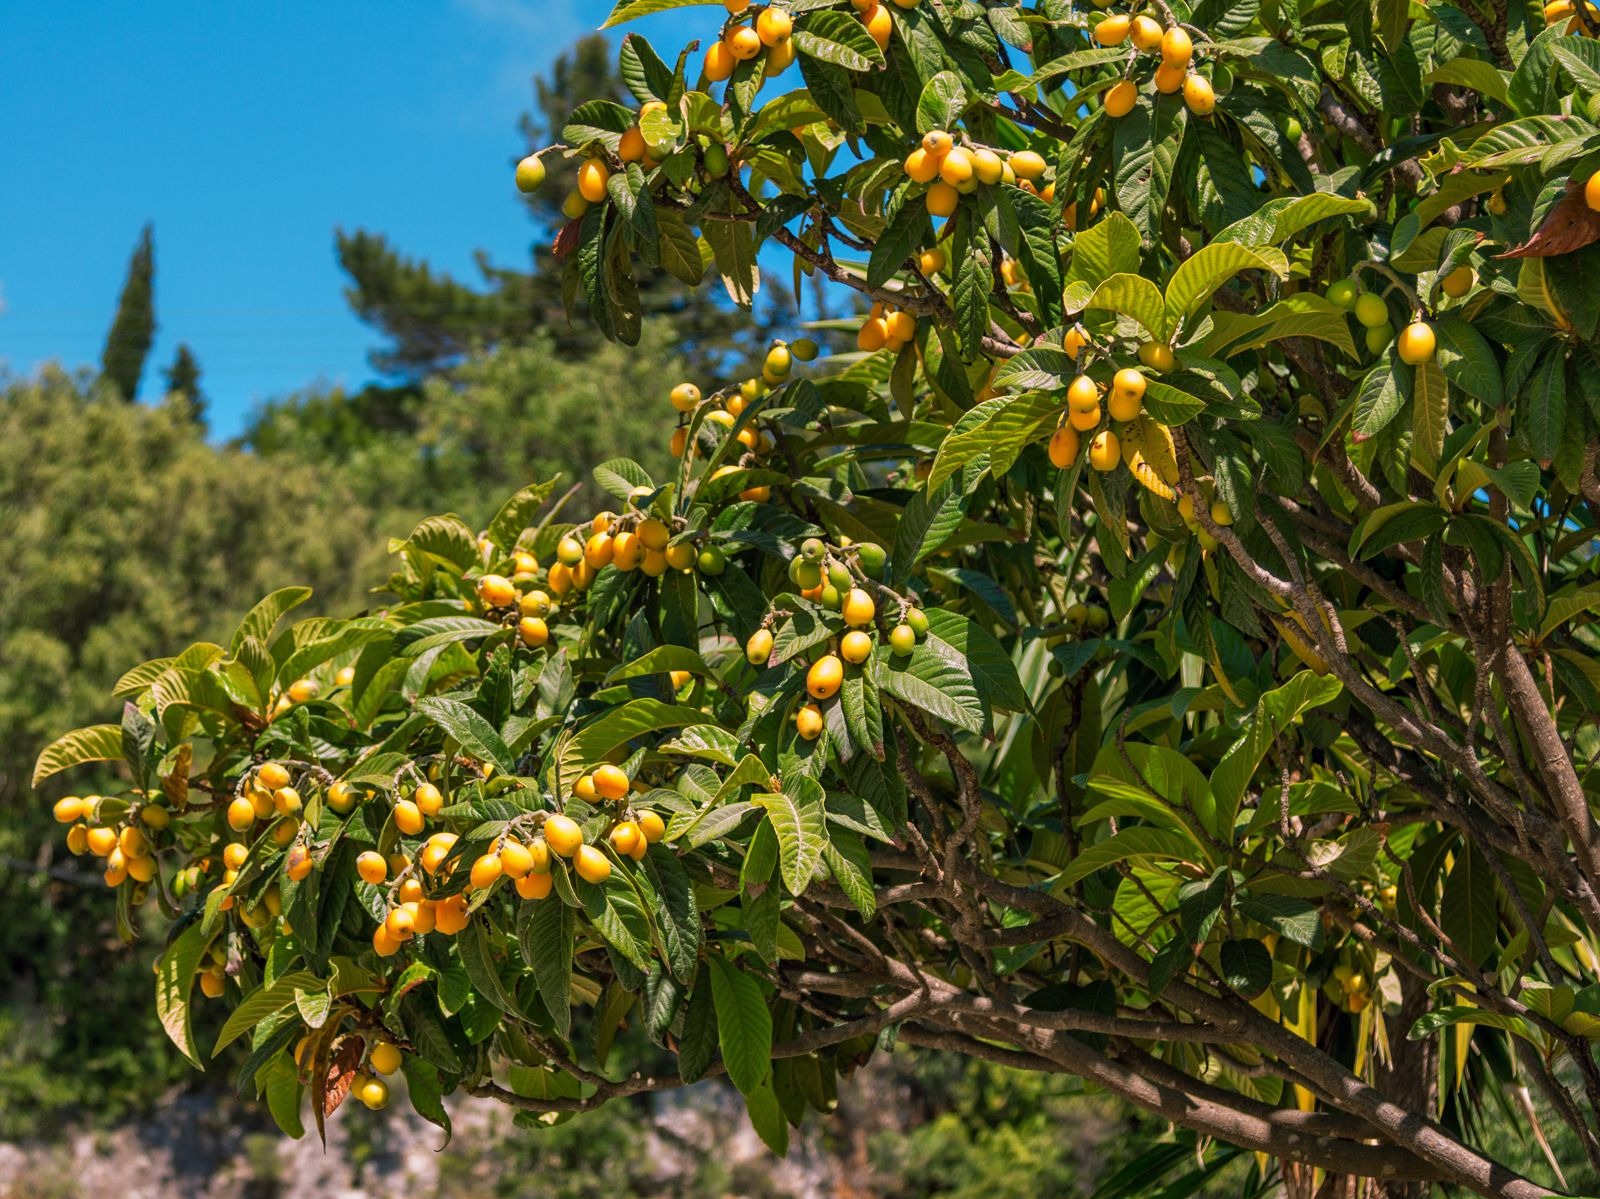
[162,343,204,424]
[337,35,781,383]
[100,224,156,401]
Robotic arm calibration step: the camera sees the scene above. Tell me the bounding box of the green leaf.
[564,699,707,777]
[586,875,655,971]
[1080,273,1168,341]
[213,970,323,1056]
[259,1052,305,1139]
[605,645,713,684]
[1164,243,1289,330]
[1520,347,1566,463]
[643,850,702,982]
[927,392,1060,492]
[1214,193,1373,247]
[755,780,829,895]
[1065,211,1142,287]
[155,922,211,1069]
[1411,358,1449,473]
[792,9,886,72]
[823,831,877,919]
[1057,827,1200,889]
[32,723,124,788]
[523,897,574,1036]
[701,200,760,308]
[866,193,931,289]
[403,515,480,572]
[595,454,649,499]
[401,1056,452,1143]
[922,608,1026,712]
[1352,353,1408,439]
[874,635,986,735]
[708,954,772,1096]
[1140,379,1208,425]
[745,1079,789,1154]
[1219,939,1273,998]
[892,478,966,584]
[1237,893,1323,950]
[459,919,522,1015]
[1442,842,1498,966]
[600,0,707,30]
[1408,1006,1528,1040]
[1113,95,1187,240]
[231,586,313,653]
[678,967,718,1083]
[916,70,967,133]
[657,210,706,286]
[1211,672,1344,840]
[1200,293,1358,360]
[415,697,515,776]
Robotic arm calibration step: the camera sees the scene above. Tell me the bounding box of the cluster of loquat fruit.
[1045,328,1235,547]
[743,535,930,741]
[1091,10,1214,118]
[901,128,1063,219]
[1323,277,1438,365]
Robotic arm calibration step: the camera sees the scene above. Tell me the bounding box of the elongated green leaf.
[1057,827,1199,888]
[522,897,574,1036]
[1411,358,1449,472]
[1211,672,1343,840]
[792,10,886,72]
[156,922,212,1068]
[755,781,829,895]
[1081,273,1168,341]
[1164,243,1289,330]
[415,697,515,775]
[1442,842,1498,966]
[232,586,313,653]
[709,954,772,1096]
[214,970,323,1055]
[33,724,124,788]
[928,392,1060,492]
[1215,193,1373,247]
[1352,354,1407,439]
[601,0,708,29]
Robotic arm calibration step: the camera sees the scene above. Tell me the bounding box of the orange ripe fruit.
[638,810,666,843]
[610,821,642,855]
[795,702,825,740]
[393,800,424,836]
[227,797,256,832]
[1048,424,1080,469]
[904,147,940,183]
[726,25,762,60]
[1105,79,1137,118]
[500,838,535,879]
[807,654,844,699]
[1067,374,1100,411]
[433,894,471,935]
[577,159,610,204]
[516,871,554,900]
[592,764,631,801]
[574,844,613,884]
[704,40,736,81]
[469,853,503,891]
[543,813,584,857]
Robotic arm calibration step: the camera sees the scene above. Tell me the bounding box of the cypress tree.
[100,224,157,401]
[162,342,204,424]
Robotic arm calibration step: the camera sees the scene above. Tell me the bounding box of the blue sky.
[0,1,700,439]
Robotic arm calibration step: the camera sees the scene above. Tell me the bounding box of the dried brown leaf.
[1498,182,1600,258]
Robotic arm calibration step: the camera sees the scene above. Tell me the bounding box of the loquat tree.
[34,0,1600,1195]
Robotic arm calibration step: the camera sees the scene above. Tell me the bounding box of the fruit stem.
[1353,259,1421,312]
